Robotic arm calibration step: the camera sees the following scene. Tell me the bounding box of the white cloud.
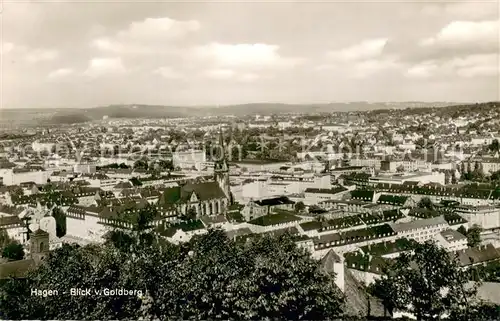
[25,49,59,63]
[84,57,126,77]
[405,54,499,79]
[350,58,399,78]
[405,61,439,78]
[154,66,185,79]
[444,2,497,20]
[48,68,74,79]
[238,73,260,82]
[121,17,200,40]
[449,54,499,78]
[92,17,200,55]
[2,42,15,55]
[420,20,498,48]
[327,38,388,62]
[92,38,124,53]
[314,64,337,71]
[322,38,396,78]
[195,43,303,69]
[203,69,262,82]
[204,69,235,79]
[422,2,497,20]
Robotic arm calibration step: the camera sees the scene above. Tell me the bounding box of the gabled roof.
[254,196,295,207]
[33,228,49,237]
[248,211,301,226]
[350,190,375,201]
[391,216,447,233]
[200,214,227,226]
[341,265,386,317]
[454,244,500,267]
[0,160,16,169]
[321,249,342,271]
[377,194,409,206]
[159,186,182,204]
[305,186,347,195]
[114,181,133,189]
[475,282,500,306]
[182,182,226,202]
[0,204,24,216]
[225,227,253,240]
[0,259,35,279]
[440,229,466,242]
[0,215,22,227]
[157,220,205,237]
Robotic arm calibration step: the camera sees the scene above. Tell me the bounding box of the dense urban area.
[1,101,500,320]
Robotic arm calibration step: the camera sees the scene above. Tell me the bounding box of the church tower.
[214,129,231,203]
[30,229,49,265]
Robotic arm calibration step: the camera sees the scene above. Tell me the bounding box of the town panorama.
[0,1,499,320]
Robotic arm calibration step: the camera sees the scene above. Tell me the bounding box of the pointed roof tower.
[214,126,228,172]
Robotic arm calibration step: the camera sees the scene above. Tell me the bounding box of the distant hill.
[81,101,464,119]
[82,104,198,119]
[44,113,92,125]
[1,101,496,127]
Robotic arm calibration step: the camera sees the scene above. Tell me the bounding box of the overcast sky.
[1,0,499,108]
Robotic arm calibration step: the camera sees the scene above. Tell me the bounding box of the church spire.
[215,127,227,171]
[214,126,230,203]
[219,126,225,155]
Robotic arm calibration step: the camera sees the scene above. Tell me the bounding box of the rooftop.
[248,211,301,226]
[390,216,447,233]
[440,229,467,242]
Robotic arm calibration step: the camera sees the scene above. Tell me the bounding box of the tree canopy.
[369,241,481,320]
[466,224,482,248]
[417,197,434,211]
[294,201,305,213]
[0,229,11,250]
[129,177,142,186]
[52,207,67,238]
[0,229,344,320]
[1,241,25,261]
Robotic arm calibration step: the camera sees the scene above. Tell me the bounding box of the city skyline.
[1,0,499,109]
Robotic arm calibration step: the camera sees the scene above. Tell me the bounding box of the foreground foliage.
[1,241,24,261]
[369,241,498,320]
[0,229,344,320]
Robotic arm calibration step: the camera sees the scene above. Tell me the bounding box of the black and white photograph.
[0,0,499,319]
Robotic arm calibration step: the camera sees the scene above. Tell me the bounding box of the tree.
[157,160,174,171]
[489,139,499,153]
[467,224,482,247]
[134,204,157,232]
[294,201,305,213]
[417,197,434,210]
[133,159,148,170]
[459,162,466,174]
[369,241,479,320]
[396,165,405,173]
[449,302,500,321]
[0,230,344,320]
[0,229,11,249]
[491,170,500,182]
[444,171,451,185]
[129,177,142,186]
[2,241,25,261]
[457,225,467,237]
[52,207,67,238]
[184,207,197,220]
[451,171,458,184]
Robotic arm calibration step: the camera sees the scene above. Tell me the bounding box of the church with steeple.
[214,129,231,201]
[157,129,232,217]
